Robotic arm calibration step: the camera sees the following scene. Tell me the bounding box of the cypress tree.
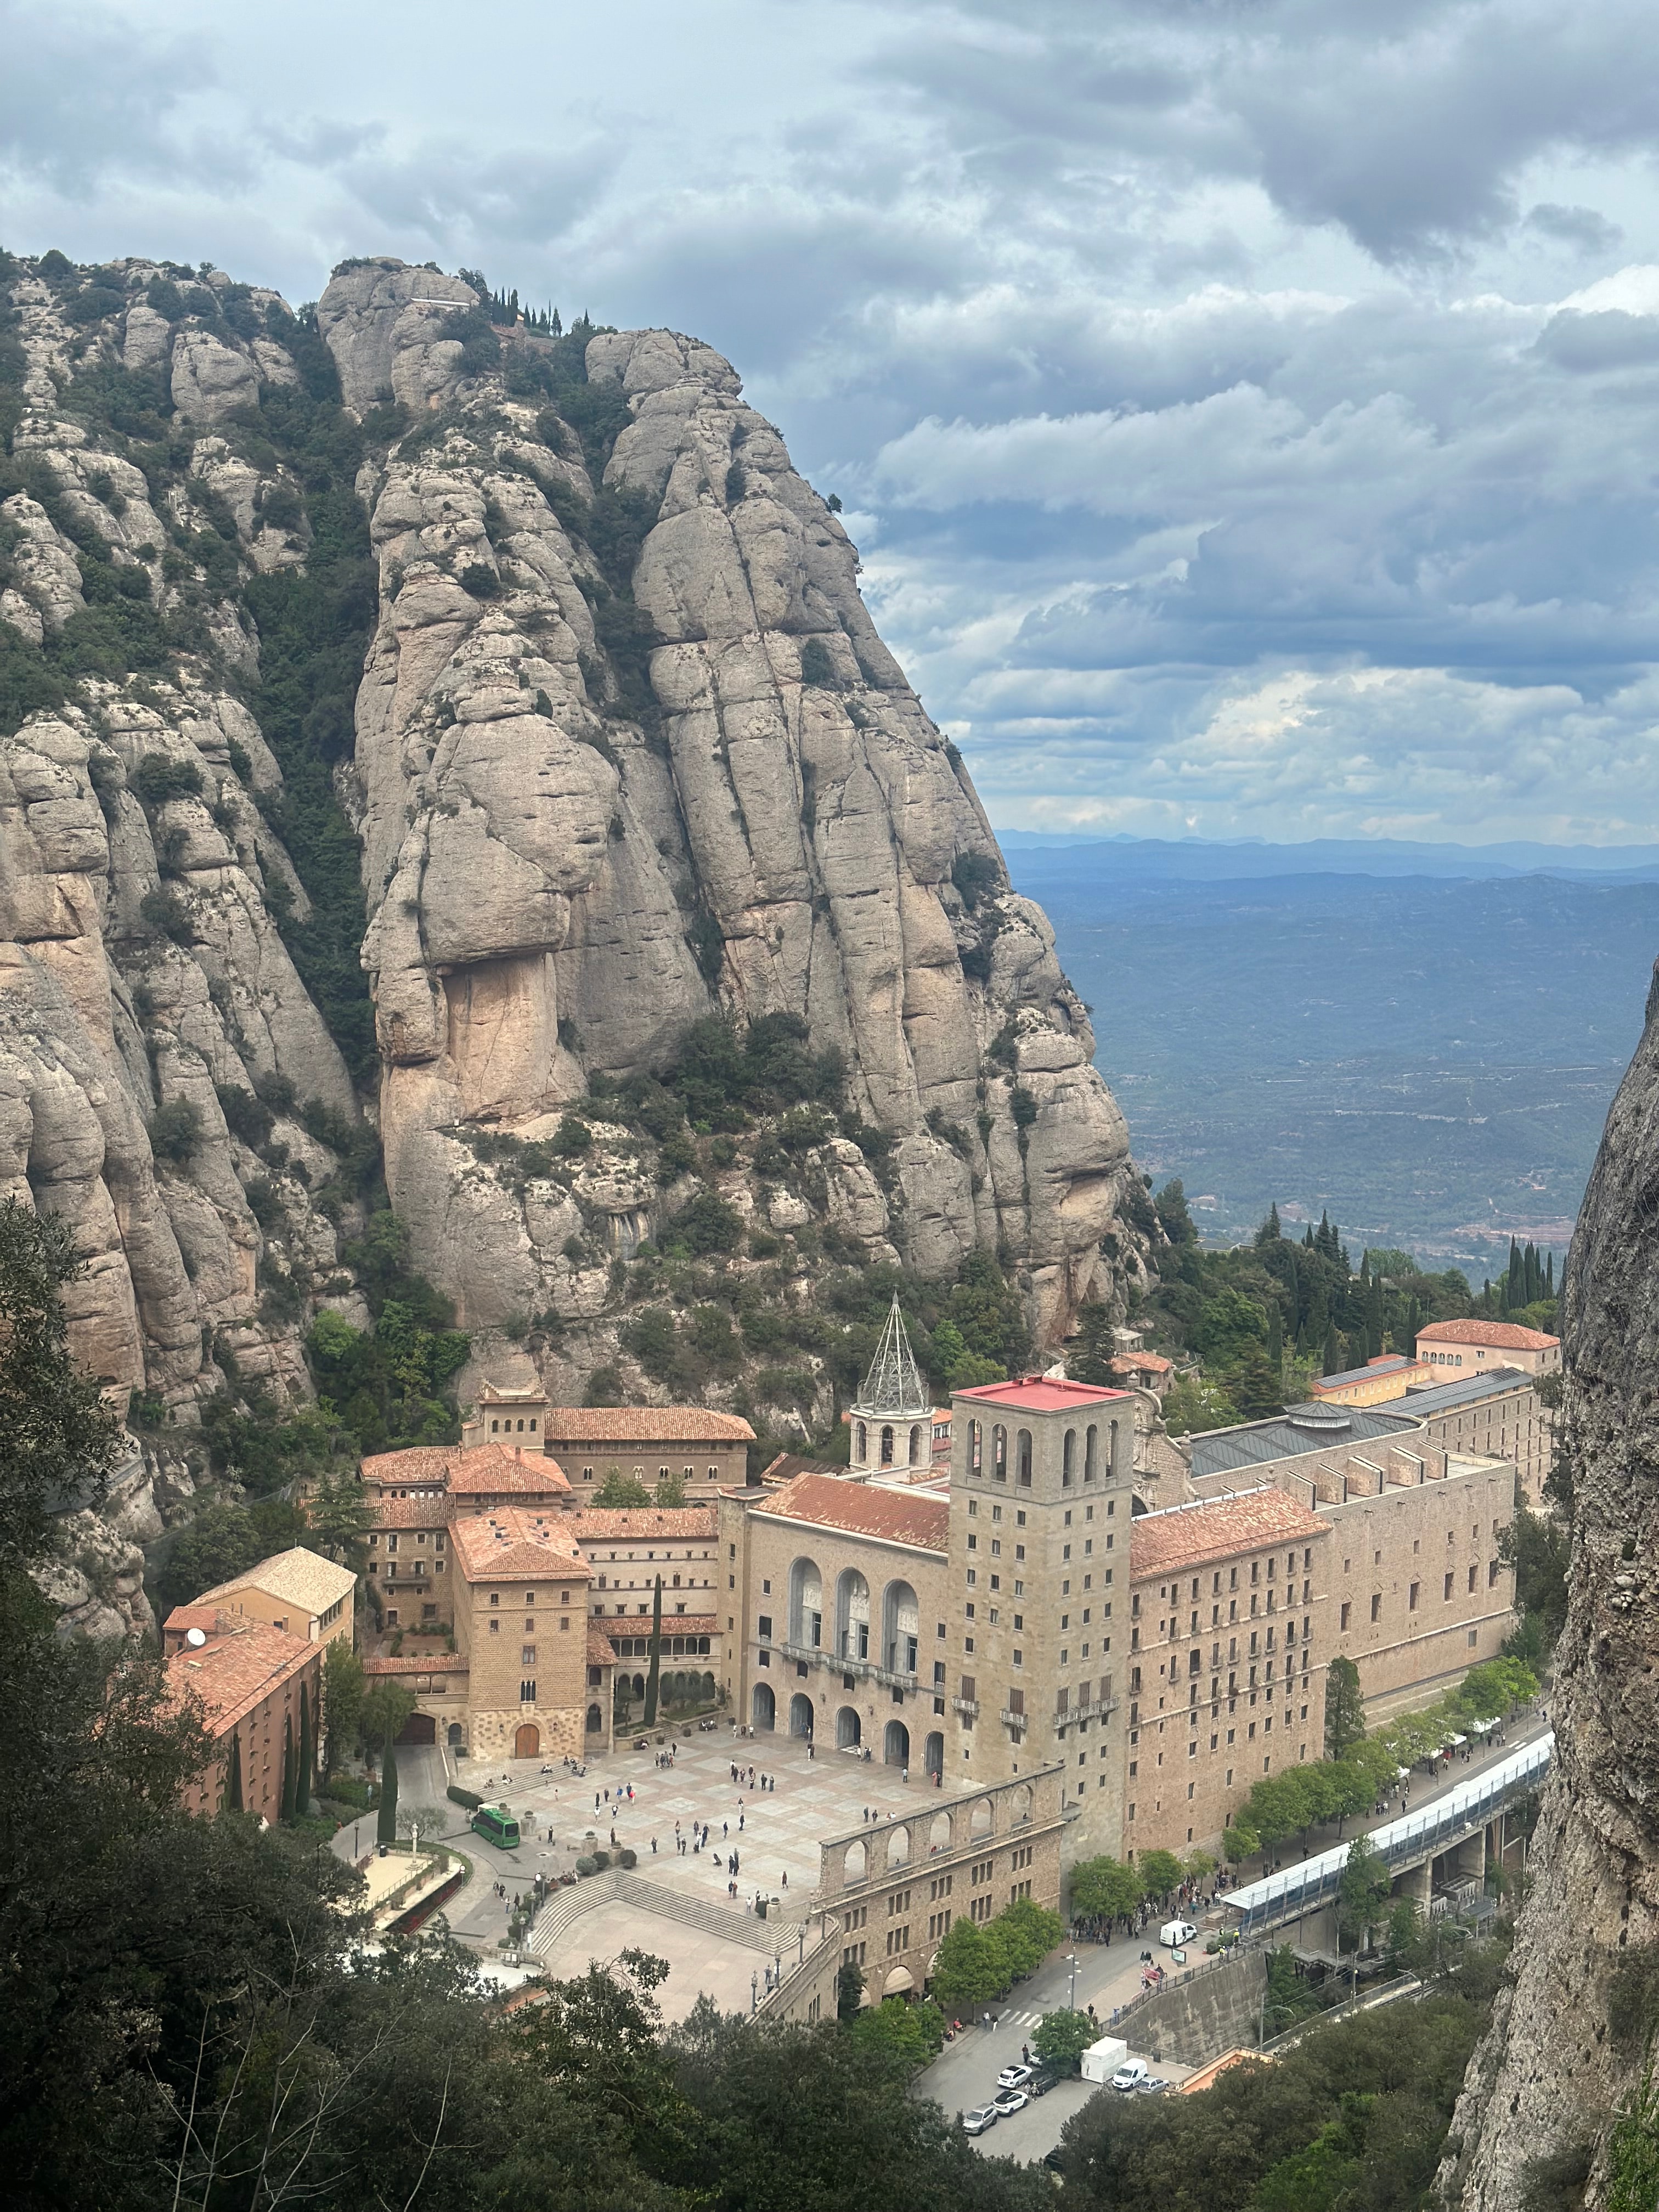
[1322,1320,1342,1375]
[1508,1237,1524,1308]
[644,1575,663,1725]
[377,1740,399,1845]
[1267,1304,1284,1368]
[1547,1251,1555,1296]
[225,1729,243,1814]
[296,1682,312,1816]
[1365,1278,1384,1359]
[1404,1294,1421,1354]
[280,1715,296,1822]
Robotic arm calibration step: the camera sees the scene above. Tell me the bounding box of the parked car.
[1111,2059,1149,2093]
[1137,2076,1170,2095]
[997,2063,1035,2090]
[992,2087,1030,2117]
[1159,1920,1199,1948]
[1029,2067,1060,2097]
[963,2104,1000,2136]
[1042,2148,1066,2174]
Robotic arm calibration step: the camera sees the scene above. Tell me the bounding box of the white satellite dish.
[185,1626,207,1647]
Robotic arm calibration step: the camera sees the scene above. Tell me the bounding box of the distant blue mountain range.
[1003,835,1659,1274]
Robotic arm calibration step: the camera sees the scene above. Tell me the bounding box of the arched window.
[1016,1428,1032,1486]
[909,1424,922,1466]
[855,1421,867,1464]
[1062,1428,1075,1487]
[1109,1419,1120,1479]
[992,1424,1007,1480]
[491,1419,499,1433]
[1084,1425,1097,1483]
[970,1420,982,1473]
[879,1424,895,1466]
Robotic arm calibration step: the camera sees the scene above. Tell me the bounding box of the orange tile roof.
[571,1505,716,1541]
[369,1497,452,1529]
[753,1470,949,1552]
[450,1505,592,1583]
[166,1616,317,1737]
[1415,1319,1559,1351]
[955,1375,1131,1413]
[1110,1352,1172,1375]
[445,1443,570,1495]
[588,1626,618,1666]
[1131,1486,1330,1579]
[541,1406,756,1443]
[360,1444,455,1486]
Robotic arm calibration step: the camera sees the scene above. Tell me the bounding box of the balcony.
[951,1696,980,1717]
[874,1666,918,1691]
[1001,1708,1029,1733]
[1053,1689,1120,1728]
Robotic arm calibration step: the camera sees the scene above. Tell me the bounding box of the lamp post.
[1067,1950,1078,2012]
[751,1970,758,2013]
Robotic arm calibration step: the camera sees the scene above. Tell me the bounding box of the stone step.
[614,1872,779,1953]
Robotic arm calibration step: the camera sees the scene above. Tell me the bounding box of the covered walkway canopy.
[1221,1733,1553,1938]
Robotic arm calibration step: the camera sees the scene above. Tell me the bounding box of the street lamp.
[1067,1951,1078,2012]
[751,1970,758,2013]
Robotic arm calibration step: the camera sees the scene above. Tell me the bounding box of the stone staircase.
[526,1869,783,1961]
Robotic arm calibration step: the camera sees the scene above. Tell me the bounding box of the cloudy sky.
[8,0,1659,845]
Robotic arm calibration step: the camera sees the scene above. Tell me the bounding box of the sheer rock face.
[0,263,359,1425]
[1438,974,1659,2209]
[321,269,1140,1339]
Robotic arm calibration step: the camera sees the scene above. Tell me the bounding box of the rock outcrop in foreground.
[1438,975,1659,2208]
[0,248,1147,1471]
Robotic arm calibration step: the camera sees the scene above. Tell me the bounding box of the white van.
[1159,1919,1198,1948]
[1111,2059,1149,2093]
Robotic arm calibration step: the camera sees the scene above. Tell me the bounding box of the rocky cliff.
[0,248,1146,1480]
[1437,976,1659,2208]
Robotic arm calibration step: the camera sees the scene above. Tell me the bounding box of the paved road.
[921,1708,1549,2160]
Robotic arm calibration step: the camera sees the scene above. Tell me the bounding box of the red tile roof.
[541,1406,755,1443]
[1415,1319,1559,1352]
[363,1655,470,1676]
[753,1471,949,1551]
[571,1505,716,1541]
[360,1444,455,1486]
[368,1497,452,1530]
[166,1616,317,1737]
[592,1612,718,1636]
[955,1375,1131,1413]
[588,1626,618,1666]
[450,1506,592,1583]
[1131,1486,1330,1579]
[445,1443,570,1496]
[1110,1353,1172,1376]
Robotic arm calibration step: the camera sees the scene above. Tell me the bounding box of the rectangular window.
[1339,1601,1351,1630]
[520,1679,535,1702]
[522,1645,536,1664]
[1370,1594,1381,1623]
[758,1615,772,1641]
[1409,1582,1420,1611]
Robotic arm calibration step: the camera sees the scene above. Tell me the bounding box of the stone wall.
[1116,1944,1267,2067]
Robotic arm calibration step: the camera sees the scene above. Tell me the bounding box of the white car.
[963,2103,1000,2135]
[1159,1919,1199,1948]
[992,2087,1030,2117]
[1111,2059,1149,2093]
[997,2063,1035,2090]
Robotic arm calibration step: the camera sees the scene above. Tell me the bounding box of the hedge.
[447,1784,482,1810]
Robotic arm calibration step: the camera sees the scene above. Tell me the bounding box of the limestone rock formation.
[1,247,1149,1593]
[319,262,1142,1347]
[1437,976,1659,2208]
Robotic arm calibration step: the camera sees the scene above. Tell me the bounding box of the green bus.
[471,1805,521,1849]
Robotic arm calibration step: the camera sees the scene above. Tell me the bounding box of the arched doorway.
[447,1721,465,1748]
[884,1718,910,1768]
[585,1704,602,1733]
[514,1722,540,1758]
[753,1682,776,1730]
[789,1692,814,1738]
[836,1706,861,1748]
[924,1730,944,1780]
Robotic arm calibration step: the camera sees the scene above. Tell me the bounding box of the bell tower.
[848,1295,933,1479]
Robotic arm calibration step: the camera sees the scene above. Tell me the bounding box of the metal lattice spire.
[853,1294,932,1419]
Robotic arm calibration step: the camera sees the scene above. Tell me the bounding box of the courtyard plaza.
[341,1725,941,2021]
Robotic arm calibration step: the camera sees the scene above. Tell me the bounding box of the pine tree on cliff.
[377,1740,399,1846]
[1255,1201,1282,1245]
[296,1681,312,1817]
[225,1729,243,1814]
[644,1576,663,1726]
[280,1716,296,1822]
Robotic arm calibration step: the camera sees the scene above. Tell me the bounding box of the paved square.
[448,1726,945,2019]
